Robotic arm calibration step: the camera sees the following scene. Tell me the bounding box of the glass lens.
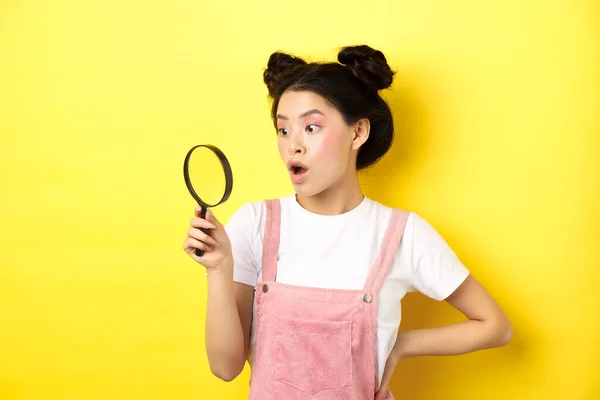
[187,146,227,206]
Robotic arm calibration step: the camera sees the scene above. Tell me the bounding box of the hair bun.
[337,45,395,91]
[263,52,307,97]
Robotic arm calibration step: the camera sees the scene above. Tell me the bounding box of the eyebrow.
[276,109,325,120]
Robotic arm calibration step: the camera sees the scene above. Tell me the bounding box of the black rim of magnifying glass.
[183,144,233,208]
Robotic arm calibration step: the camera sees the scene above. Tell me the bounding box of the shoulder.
[368,198,443,235]
[225,194,295,232]
[404,211,453,248]
[372,204,470,301]
[229,200,265,220]
[399,211,470,300]
[364,198,417,229]
[367,200,458,263]
[225,200,264,235]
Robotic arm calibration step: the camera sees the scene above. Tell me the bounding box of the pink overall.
[248,199,408,400]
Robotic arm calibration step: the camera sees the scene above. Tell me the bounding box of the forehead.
[277,90,334,117]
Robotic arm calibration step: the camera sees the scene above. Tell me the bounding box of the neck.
[296,169,364,215]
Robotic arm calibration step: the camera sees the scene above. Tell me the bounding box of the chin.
[293,185,320,198]
[292,181,330,198]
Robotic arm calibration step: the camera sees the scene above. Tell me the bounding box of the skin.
[183,90,513,396]
[275,90,370,215]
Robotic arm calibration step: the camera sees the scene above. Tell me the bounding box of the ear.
[351,118,370,150]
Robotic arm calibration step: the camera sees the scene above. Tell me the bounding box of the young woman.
[183,45,512,400]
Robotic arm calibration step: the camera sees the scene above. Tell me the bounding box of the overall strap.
[261,199,281,283]
[363,209,409,293]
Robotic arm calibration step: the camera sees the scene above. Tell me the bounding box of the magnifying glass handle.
[195,206,208,257]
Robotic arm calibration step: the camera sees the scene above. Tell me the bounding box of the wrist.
[206,255,234,277]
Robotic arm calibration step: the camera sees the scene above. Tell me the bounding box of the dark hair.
[263,45,395,170]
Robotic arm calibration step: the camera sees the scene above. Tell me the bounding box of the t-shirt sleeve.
[408,213,470,301]
[224,202,262,287]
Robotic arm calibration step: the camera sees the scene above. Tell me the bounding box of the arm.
[375,275,511,399]
[374,214,512,399]
[185,204,256,382]
[392,275,512,360]
[205,258,254,381]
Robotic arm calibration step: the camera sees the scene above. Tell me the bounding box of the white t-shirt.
[225,194,470,387]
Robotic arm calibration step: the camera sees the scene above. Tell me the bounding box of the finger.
[204,209,222,226]
[184,237,213,253]
[188,227,220,247]
[190,217,216,230]
[376,368,393,399]
[375,386,389,400]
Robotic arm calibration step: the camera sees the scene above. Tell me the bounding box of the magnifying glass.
[183,144,233,257]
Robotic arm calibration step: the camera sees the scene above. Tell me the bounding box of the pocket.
[272,316,353,394]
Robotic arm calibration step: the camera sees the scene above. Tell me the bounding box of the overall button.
[262,284,269,293]
[363,293,372,303]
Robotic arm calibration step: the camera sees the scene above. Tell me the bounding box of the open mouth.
[291,166,306,175]
[288,161,308,182]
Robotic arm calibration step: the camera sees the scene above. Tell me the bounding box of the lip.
[287,160,309,184]
[287,160,308,170]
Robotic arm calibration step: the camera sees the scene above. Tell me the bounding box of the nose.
[288,132,306,155]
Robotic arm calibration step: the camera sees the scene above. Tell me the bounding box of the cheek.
[277,139,286,157]
[313,130,349,160]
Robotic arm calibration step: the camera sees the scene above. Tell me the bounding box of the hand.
[374,349,403,400]
[183,206,232,271]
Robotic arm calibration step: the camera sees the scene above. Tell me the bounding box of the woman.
[183,45,512,399]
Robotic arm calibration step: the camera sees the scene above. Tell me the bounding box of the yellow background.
[1,0,598,399]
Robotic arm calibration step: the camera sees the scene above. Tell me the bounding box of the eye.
[278,128,290,136]
[306,124,320,133]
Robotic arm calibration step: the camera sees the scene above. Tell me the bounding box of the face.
[275,90,369,197]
